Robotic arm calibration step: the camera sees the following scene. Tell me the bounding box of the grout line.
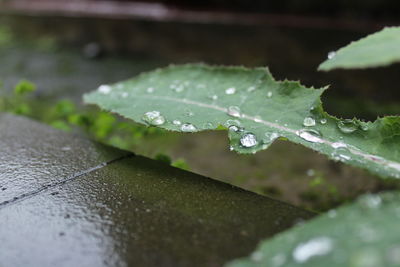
[0,153,135,210]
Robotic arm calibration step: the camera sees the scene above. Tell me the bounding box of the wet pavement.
[0,113,314,267]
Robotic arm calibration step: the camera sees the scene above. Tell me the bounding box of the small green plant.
[0,81,188,170]
[84,27,400,266]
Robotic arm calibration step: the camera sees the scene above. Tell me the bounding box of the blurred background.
[1,0,400,212]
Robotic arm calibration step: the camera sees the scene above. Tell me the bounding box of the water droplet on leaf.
[240,133,257,148]
[292,236,333,263]
[98,85,111,94]
[147,87,154,93]
[327,51,336,59]
[173,120,181,125]
[337,119,358,133]
[227,106,241,117]
[267,91,273,98]
[225,87,236,95]
[254,116,262,123]
[303,117,316,127]
[320,118,327,124]
[247,86,256,92]
[181,123,197,132]
[142,111,165,126]
[296,129,323,143]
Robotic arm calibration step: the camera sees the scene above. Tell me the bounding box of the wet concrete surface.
[0,113,314,267]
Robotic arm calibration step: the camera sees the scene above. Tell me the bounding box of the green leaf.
[227,192,400,267]
[14,79,36,95]
[319,27,400,71]
[83,64,400,179]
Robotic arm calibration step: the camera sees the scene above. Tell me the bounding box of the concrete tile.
[0,114,314,267]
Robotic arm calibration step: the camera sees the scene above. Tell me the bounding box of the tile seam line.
[0,153,135,209]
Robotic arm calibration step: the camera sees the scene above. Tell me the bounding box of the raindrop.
[337,119,358,133]
[331,142,347,149]
[292,236,333,263]
[247,86,256,92]
[121,92,128,98]
[227,106,241,117]
[147,87,155,93]
[174,85,184,92]
[210,94,218,100]
[296,129,323,143]
[267,91,273,98]
[185,109,194,117]
[181,123,197,132]
[98,85,111,94]
[320,118,327,124]
[264,132,279,143]
[229,125,239,132]
[254,116,262,123]
[225,87,236,95]
[225,119,241,127]
[240,133,258,148]
[327,51,336,59]
[361,124,369,131]
[142,111,165,126]
[173,120,182,125]
[303,117,316,127]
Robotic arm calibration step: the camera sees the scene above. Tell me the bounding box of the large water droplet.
[337,119,358,133]
[173,120,182,125]
[142,111,165,126]
[181,123,197,132]
[303,117,316,127]
[240,133,257,148]
[227,106,241,117]
[225,87,236,95]
[296,129,323,143]
[327,51,336,59]
[292,236,333,263]
[98,85,111,94]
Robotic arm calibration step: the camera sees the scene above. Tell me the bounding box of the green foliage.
[14,80,37,95]
[84,64,400,179]
[227,192,400,267]
[319,27,400,71]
